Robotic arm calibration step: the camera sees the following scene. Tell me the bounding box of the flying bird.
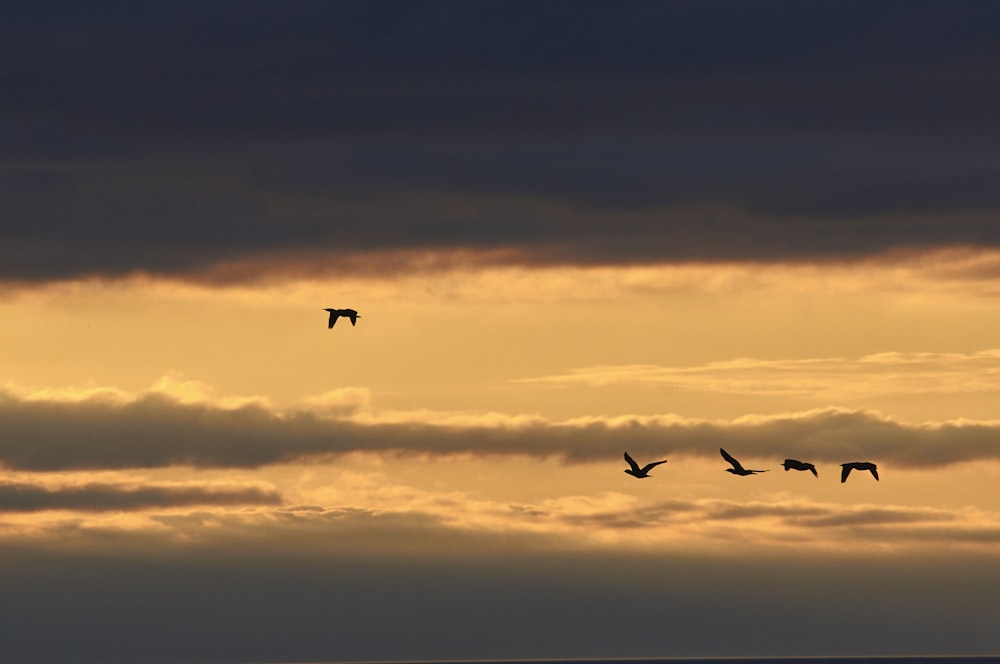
[720,448,768,476]
[324,308,360,328]
[840,461,879,483]
[623,452,667,478]
[783,459,818,477]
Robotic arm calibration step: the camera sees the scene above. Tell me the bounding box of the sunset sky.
[4,2,1000,662]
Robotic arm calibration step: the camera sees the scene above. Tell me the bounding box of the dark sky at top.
[4,0,1000,280]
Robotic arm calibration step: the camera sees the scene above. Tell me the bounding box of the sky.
[3,1,1000,662]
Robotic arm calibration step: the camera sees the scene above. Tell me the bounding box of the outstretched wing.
[869,467,879,481]
[640,459,667,474]
[623,452,641,473]
[809,465,818,477]
[840,464,852,483]
[720,448,745,472]
[348,313,357,326]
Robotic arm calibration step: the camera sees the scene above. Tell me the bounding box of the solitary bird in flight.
[783,459,818,477]
[324,308,360,328]
[623,452,667,478]
[721,448,768,476]
[840,461,879,483]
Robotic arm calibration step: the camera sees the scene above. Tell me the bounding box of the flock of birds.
[625,449,879,483]
[324,307,880,486]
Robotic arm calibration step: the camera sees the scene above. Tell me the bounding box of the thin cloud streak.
[7,245,1000,301]
[159,245,1000,300]
[517,349,1000,398]
[503,495,974,541]
[0,479,280,512]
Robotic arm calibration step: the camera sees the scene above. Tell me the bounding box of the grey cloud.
[893,526,1000,545]
[704,502,960,532]
[552,499,700,530]
[793,507,956,529]
[1,511,999,663]
[4,2,1000,281]
[549,499,960,533]
[6,2,999,144]
[5,133,1000,282]
[703,501,830,522]
[0,480,280,512]
[2,392,1000,470]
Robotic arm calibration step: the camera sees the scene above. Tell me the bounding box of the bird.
[840,461,879,483]
[623,452,667,478]
[720,448,768,475]
[783,459,818,477]
[324,308,360,328]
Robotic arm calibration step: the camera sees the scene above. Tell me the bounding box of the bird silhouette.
[840,461,879,483]
[623,452,667,478]
[720,448,768,475]
[324,308,360,328]
[783,459,818,477]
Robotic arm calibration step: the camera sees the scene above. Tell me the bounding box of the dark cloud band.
[0,480,280,512]
[4,2,1000,281]
[2,516,999,663]
[1,391,998,471]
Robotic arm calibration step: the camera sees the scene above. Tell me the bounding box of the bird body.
[841,461,879,483]
[623,452,667,478]
[783,459,818,477]
[324,308,360,328]
[720,448,768,475]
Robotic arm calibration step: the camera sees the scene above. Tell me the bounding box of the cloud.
[1,498,999,663]
[0,450,993,662]
[4,3,1000,281]
[516,349,1000,398]
[507,494,987,548]
[11,244,1000,306]
[6,469,997,559]
[3,381,1000,471]
[2,470,994,552]
[0,479,280,512]
[7,2,999,145]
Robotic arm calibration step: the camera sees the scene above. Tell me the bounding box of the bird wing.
[720,448,745,472]
[809,465,818,477]
[328,312,337,328]
[640,460,667,474]
[349,314,357,326]
[840,465,852,483]
[623,452,641,473]
[869,467,879,481]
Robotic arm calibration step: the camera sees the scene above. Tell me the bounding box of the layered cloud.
[3,469,999,663]
[5,511,999,664]
[5,465,998,556]
[3,380,1000,471]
